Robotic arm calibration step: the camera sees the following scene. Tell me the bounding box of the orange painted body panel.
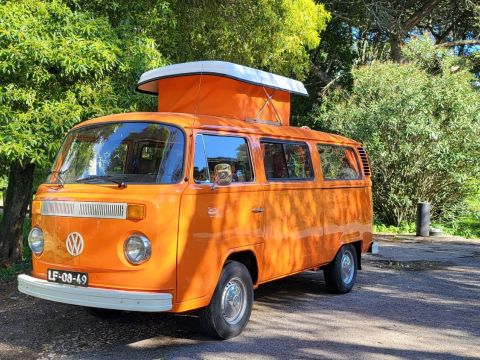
[261,183,324,279]
[30,111,373,313]
[177,183,265,307]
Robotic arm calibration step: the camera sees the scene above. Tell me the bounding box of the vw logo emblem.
[66,232,84,257]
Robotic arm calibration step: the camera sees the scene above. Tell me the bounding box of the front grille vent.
[41,201,127,219]
[357,147,371,176]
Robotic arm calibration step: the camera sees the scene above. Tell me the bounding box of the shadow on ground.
[0,237,478,359]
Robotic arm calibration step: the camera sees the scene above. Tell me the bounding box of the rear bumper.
[18,274,172,312]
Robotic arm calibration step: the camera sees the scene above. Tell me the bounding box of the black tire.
[87,307,121,319]
[199,261,253,339]
[324,244,358,294]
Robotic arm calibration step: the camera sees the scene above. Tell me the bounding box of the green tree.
[164,0,330,79]
[0,0,329,265]
[304,0,479,103]
[321,0,479,62]
[311,38,480,225]
[71,0,331,79]
[0,0,164,265]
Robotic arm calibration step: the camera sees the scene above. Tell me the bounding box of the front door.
[177,132,265,304]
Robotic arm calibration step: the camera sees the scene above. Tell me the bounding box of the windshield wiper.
[75,175,127,188]
[48,170,66,187]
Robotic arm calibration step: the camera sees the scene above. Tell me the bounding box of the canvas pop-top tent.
[136,61,308,127]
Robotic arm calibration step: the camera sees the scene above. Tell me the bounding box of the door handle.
[251,207,264,213]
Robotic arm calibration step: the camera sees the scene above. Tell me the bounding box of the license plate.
[47,269,88,287]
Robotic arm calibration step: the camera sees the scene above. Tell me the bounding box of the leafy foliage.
[307,0,480,93]
[0,0,329,169]
[0,0,165,168]
[71,0,330,80]
[0,0,329,265]
[166,0,330,79]
[312,38,480,226]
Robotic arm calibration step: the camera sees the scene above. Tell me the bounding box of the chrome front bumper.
[18,274,172,312]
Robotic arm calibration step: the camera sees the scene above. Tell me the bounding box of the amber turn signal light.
[127,204,146,220]
[31,201,41,215]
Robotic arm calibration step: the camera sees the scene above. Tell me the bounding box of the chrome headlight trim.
[28,227,44,255]
[124,235,151,265]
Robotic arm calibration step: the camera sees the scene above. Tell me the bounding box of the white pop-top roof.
[136,60,308,96]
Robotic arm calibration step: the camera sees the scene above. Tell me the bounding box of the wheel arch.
[331,238,363,271]
[351,240,362,270]
[225,250,259,285]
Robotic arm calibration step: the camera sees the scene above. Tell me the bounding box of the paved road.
[0,236,479,359]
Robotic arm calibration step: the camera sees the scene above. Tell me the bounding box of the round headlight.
[124,235,151,265]
[28,227,44,255]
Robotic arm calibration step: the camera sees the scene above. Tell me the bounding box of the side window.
[317,144,360,180]
[262,143,288,179]
[262,141,313,180]
[193,134,253,183]
[284,143,313,179]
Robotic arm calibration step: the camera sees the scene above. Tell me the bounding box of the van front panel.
[29,119,189,295]
[30,185,184,293]
[31,185,184,293]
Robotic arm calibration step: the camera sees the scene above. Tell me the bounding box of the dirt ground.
[0,235,479,360]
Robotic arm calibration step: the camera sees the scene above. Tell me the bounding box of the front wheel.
[324,244,358,294]
[199,261,253,339]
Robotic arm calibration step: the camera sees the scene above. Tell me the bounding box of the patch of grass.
[432,219,480,239]
[437,194,480,239]
[375,220,479,239]
[0,261,31,282]
[374,222,416,234]
[375,192,480,239]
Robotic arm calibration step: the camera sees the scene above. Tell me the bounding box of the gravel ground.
[0,235,479,360]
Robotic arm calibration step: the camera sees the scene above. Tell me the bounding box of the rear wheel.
[324,244,357,294]
[199,261,253,339]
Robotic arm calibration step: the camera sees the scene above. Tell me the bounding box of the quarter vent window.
[357,147,371,176]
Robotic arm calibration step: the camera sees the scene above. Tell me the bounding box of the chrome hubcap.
[221,278,247,325]
[341,250,355,284]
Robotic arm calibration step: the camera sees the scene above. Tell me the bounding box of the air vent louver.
[357,147,371,176]
[41,201,127,219]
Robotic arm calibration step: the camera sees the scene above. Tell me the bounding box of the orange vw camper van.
[18,61,374,339]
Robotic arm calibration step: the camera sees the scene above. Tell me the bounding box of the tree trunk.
[389,36,404,63]
[0,161,35,266]
[389,0,441,63]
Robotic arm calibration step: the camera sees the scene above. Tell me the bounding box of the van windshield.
[49,122,185,185]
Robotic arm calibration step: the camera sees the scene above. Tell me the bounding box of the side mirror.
[213,163,233,188]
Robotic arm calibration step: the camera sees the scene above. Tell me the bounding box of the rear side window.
[317,144,360,180]
[262,141,313,180]
[193,134,253,183]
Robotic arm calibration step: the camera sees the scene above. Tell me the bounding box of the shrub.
[311,39,480,226]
